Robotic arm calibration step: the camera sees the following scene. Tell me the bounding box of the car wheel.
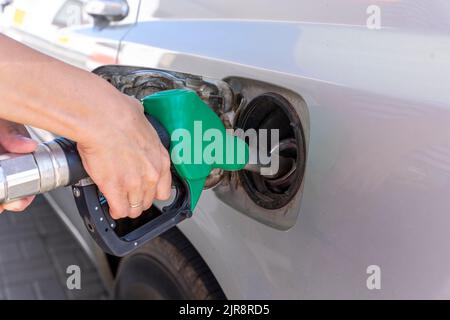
[113,228,226,300]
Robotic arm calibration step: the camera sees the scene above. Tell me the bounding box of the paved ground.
[0,196,108,300]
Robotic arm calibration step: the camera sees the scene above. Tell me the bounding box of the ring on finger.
[129,202,143,208]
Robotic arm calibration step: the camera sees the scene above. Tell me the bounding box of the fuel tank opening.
[236,93,305,210]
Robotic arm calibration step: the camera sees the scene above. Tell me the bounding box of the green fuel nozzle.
[142,89,249,210]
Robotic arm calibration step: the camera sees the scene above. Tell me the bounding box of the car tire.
[113,228,226,300]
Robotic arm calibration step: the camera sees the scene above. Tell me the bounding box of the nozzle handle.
[145,113,170,150]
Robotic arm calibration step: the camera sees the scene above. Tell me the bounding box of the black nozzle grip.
[145,113,170,151]
[54,137,88,185]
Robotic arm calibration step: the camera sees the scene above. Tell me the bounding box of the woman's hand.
[0,35,171,219]
[0,120,37,213]
[77,94,172,220]
[0,96,172,219]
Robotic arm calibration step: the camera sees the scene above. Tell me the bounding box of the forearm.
[0,35,128,142]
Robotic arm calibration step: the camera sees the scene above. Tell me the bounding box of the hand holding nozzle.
[0,113,172,214]
[0,35,171,219]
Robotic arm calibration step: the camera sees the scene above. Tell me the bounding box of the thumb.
[0,134,37,153]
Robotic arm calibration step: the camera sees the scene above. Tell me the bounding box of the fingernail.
[17,136,36,144]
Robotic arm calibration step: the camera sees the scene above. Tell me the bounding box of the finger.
[155,148,172,201]
[0,121,37,153]
[142,186,156,211]
[101,187,129,220]
[155,170,171,201]
[126,181,144,219]
[0,120,30,136]
[0,135,37,153]
[141,162,163,211]
[2,196,35,212]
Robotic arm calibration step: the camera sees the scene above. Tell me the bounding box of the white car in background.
[0,0,131,69]
[1,1,87,63]
[3,0,450,299]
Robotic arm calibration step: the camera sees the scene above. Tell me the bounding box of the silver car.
[2,0,450,299]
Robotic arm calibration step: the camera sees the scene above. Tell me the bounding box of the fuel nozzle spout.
[243,138,297,179]
[243,147,294,179]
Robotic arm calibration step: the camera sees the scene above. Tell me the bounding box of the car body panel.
[3,0,450,299]
[117,0,450,299]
